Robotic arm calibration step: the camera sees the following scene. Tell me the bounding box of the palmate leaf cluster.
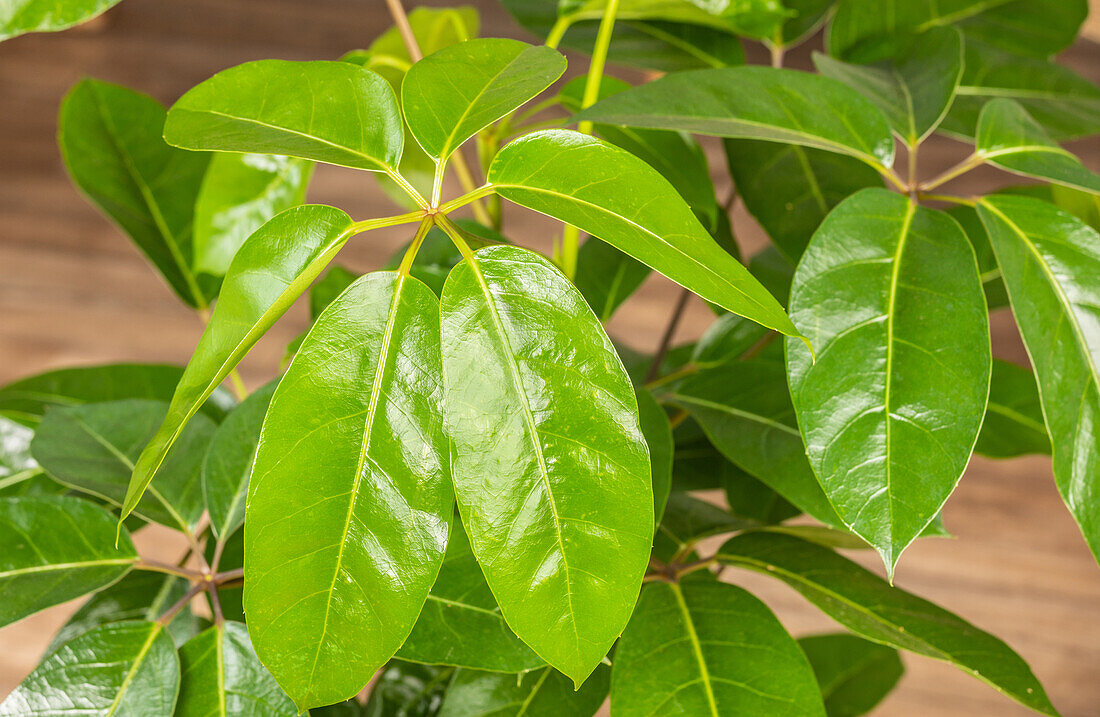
[1,0,1098,714]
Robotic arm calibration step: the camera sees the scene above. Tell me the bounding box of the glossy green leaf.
[50,570,200,650]
[0,363,232,427]
[942,41,1100,141]
[123,204,353,524]
[34,399,214,532]
[362,662,451,717]
[573,237,651,322]
[59,79,213,308]
[611,580,826,716]
[717,532,1058,715]
[799,633,904,717]
[1,0,122,40]
[193,153,314,277]
[201,381,276,540]
[574,67,895,169]
[813,26,962,145]
[164,60,404,173]
[667,361,847,530]
[976,359,1050,458]
[977,195,1100,563]
[0,496,136,629]
[826,0,1086,62]
[0,621,179,716]
[245,271,452,710]
[403,38,564,163]
[976,99,1100,195]
[786,189,990,573]
[398,526,543,672]
[725,139,881,262]
[177,622,297,716]
[440,244,651,684]
[488,131,799,338]
[439,664,610,717]
[638,387,673,525]
[0,414,37,489]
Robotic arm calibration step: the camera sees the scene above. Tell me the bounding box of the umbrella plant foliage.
[2,0,1098,714]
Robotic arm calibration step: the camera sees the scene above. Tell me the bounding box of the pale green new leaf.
[1,0,122,40]
[246,272,452,710]
[440,245,652,685]
[488,130,800,338]
[786,189,990,574]
[611,580,826,716]
[122,204,354,524]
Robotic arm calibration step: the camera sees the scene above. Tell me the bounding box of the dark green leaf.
[977,195,1100,563]
[659,492,754,554]
[638,387,673,525]
[725,139,882,262]
[813,26,963,145]
[440,244,651,684]
[123,204,354,524]
[799,633,904,717]
[193,153,314,277]
[611,580,826,716]
[177,621,297,716]
[0,496,136,629]
[363,662,451,717]
[1,0,122,40]
[976,359,1050,458]
[723,465,800,525]
[439,664,609,717]
[34,399,214,532]
[717,532,1058,716]
[59,79,213,307]
[403,38,564,163]
[976,99,1100,195]
[311,266,360,319]
[0,621,178,715]
[245,272,452,710]
[398,526,543,672]
[946,205,1009,310]
[201,381,277,540]
[786,189,990,573]
[574,67,895,168]
[165,61,404,173]
[776,0,834,47]
[749,246,797,305]
[488,130,799,338]
[691,313,770,369]
[574,237,651,322]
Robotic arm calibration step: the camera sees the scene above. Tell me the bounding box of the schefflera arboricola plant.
[1,0,1098,714]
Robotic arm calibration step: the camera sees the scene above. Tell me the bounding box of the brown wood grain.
[2,1,1099,714]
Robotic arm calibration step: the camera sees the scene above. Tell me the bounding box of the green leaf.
[397,525,543,672]
[1,0,122,40]
[611,580,826,716]
[691,313,770,369]
[749,246,797,304]
[201,381,276,541]
[0,496,136,629]
[776,0,834,47]
[658,492,754,556]
[976,359,1050,458]
[0,415,37,488]
[488,130,799,338]
[0,621,179,715]
[33,399,214,532]
[123,204,353,524]
[667,361,847,530]
[440,244,652,684]
[638,387,673,525]
[942,41,1100,141]
[813,26,963,145]
[723,465,800,525]
[717,532,1058,715]
[573,237,651,322]
[976,99,1100,195]
[946,205,1010,310]
[439,664,610,717]
[50,570,200,650]
[245,271,452,710]
[164,60,404,173]
[402,38,564,163]
[798,633,904,717]
[193,153,314,277]
[786,189,990,573]
[574,67,895,169]
[0,363,232,427]
[826,0,1086,62]
[725,140,882,262]
[177,622,297,716]
[310,266,360,319]
[383,221,510,299]
[570,0,789,38]
[362,662,451,717]
[59,79,213,308]
[976,195,1100,564]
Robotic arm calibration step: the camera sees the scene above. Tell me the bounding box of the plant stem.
[384,168,431,210]
[382,0,421,62]
[916,192,977,207]
[437,185,496,214]
[919,152,985,191]
[645,287,691,383]
[644,364,698,391]
[545,15,573,50]
[907,141,919,196]
[397,217,435,275]
[770,43,785,68]
[433,213,476,263]
[207,580,225,625]
[350,209,425,235]
[156,582,205,626]
[133,559,202,580]
[213,568,245,583]
[878,164,910,193]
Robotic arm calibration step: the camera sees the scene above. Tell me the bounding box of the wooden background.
[2,1,1100,714]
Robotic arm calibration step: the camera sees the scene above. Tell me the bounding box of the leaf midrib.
[669,583,719,716]
[105,624,161,716]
